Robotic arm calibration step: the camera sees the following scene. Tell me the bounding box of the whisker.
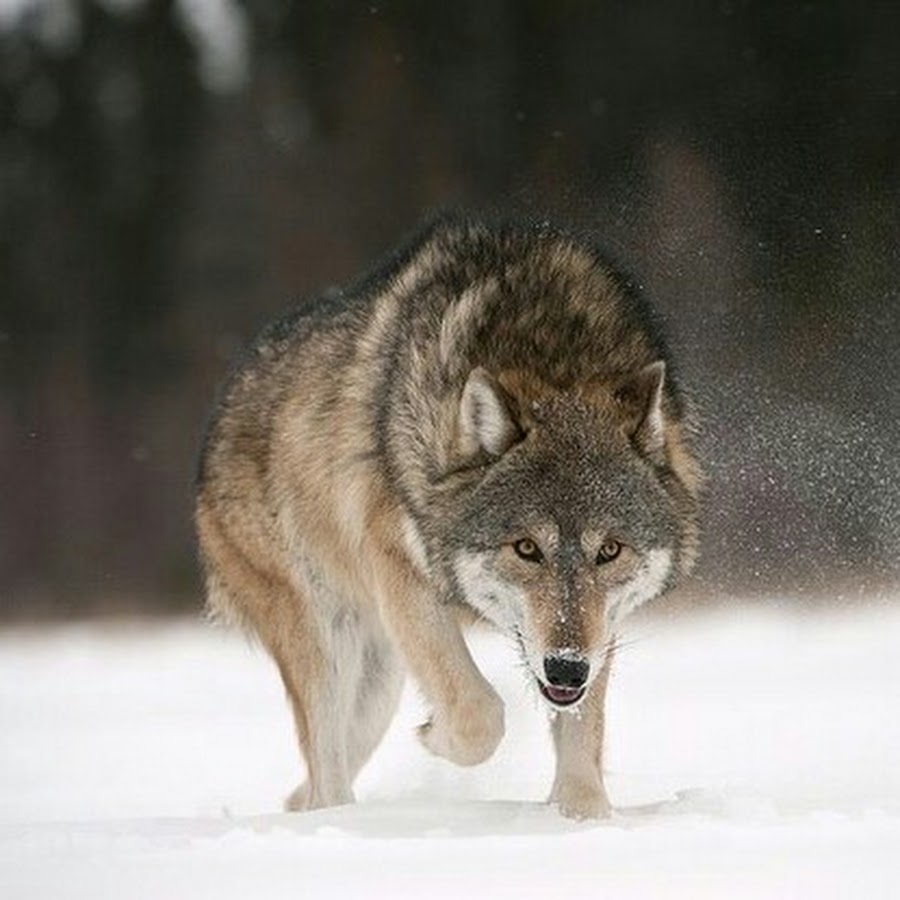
[605,630,656,657]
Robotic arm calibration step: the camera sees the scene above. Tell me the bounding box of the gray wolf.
[195,213,701,819]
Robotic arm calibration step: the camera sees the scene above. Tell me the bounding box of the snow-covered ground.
[1,603,898,898]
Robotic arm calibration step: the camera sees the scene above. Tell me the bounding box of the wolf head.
[434,363,696,710]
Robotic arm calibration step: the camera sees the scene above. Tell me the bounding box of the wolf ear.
[459,368,522,458]
[615,361,667,456]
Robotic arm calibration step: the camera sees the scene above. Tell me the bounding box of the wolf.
[195,212,701,820]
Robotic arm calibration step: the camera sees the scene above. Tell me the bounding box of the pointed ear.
[459,368,522,458]
[615,361,667,455]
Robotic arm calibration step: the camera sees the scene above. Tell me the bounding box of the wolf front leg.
[548,652,614,819]
[373,548,505,766]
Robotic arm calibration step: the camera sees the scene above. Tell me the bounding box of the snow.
[1,604,899,898]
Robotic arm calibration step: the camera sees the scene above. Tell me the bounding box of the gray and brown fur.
[195,213,701,819]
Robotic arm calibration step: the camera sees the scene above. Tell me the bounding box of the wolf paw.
[284,780,354,812]
[418,691,505,766]
[284,783,310,812]
[550,777,612,820]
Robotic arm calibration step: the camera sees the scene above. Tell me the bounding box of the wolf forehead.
[450,440,680,551]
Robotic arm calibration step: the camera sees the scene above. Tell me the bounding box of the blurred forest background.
[1,0,898,618]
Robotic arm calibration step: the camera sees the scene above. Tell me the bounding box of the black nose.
[543,654,589,688]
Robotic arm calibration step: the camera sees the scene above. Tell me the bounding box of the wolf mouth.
[512,628,588,708]
[537,681,587,707]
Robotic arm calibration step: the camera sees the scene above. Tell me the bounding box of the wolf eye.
[513,538,543,563]
[596,540,622,564]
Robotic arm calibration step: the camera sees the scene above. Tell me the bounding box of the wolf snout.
[543,654,590,689]
[539,653,590,707]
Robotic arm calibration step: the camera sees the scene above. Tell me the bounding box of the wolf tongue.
[544,684,582,704]
[548,686,575,700]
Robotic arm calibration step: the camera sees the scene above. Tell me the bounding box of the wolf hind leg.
[286,620,405,810]
[197,502,371,809]
[277,634,355,813]
[281,581,405,812]
[346,624,405,776]
[254,592,357,810]
[196,508,352,808]
[212,560,359,808]
[277,601,362,812]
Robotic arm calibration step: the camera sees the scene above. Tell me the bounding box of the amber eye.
[513,538,543,563]
[596,539,622,564]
